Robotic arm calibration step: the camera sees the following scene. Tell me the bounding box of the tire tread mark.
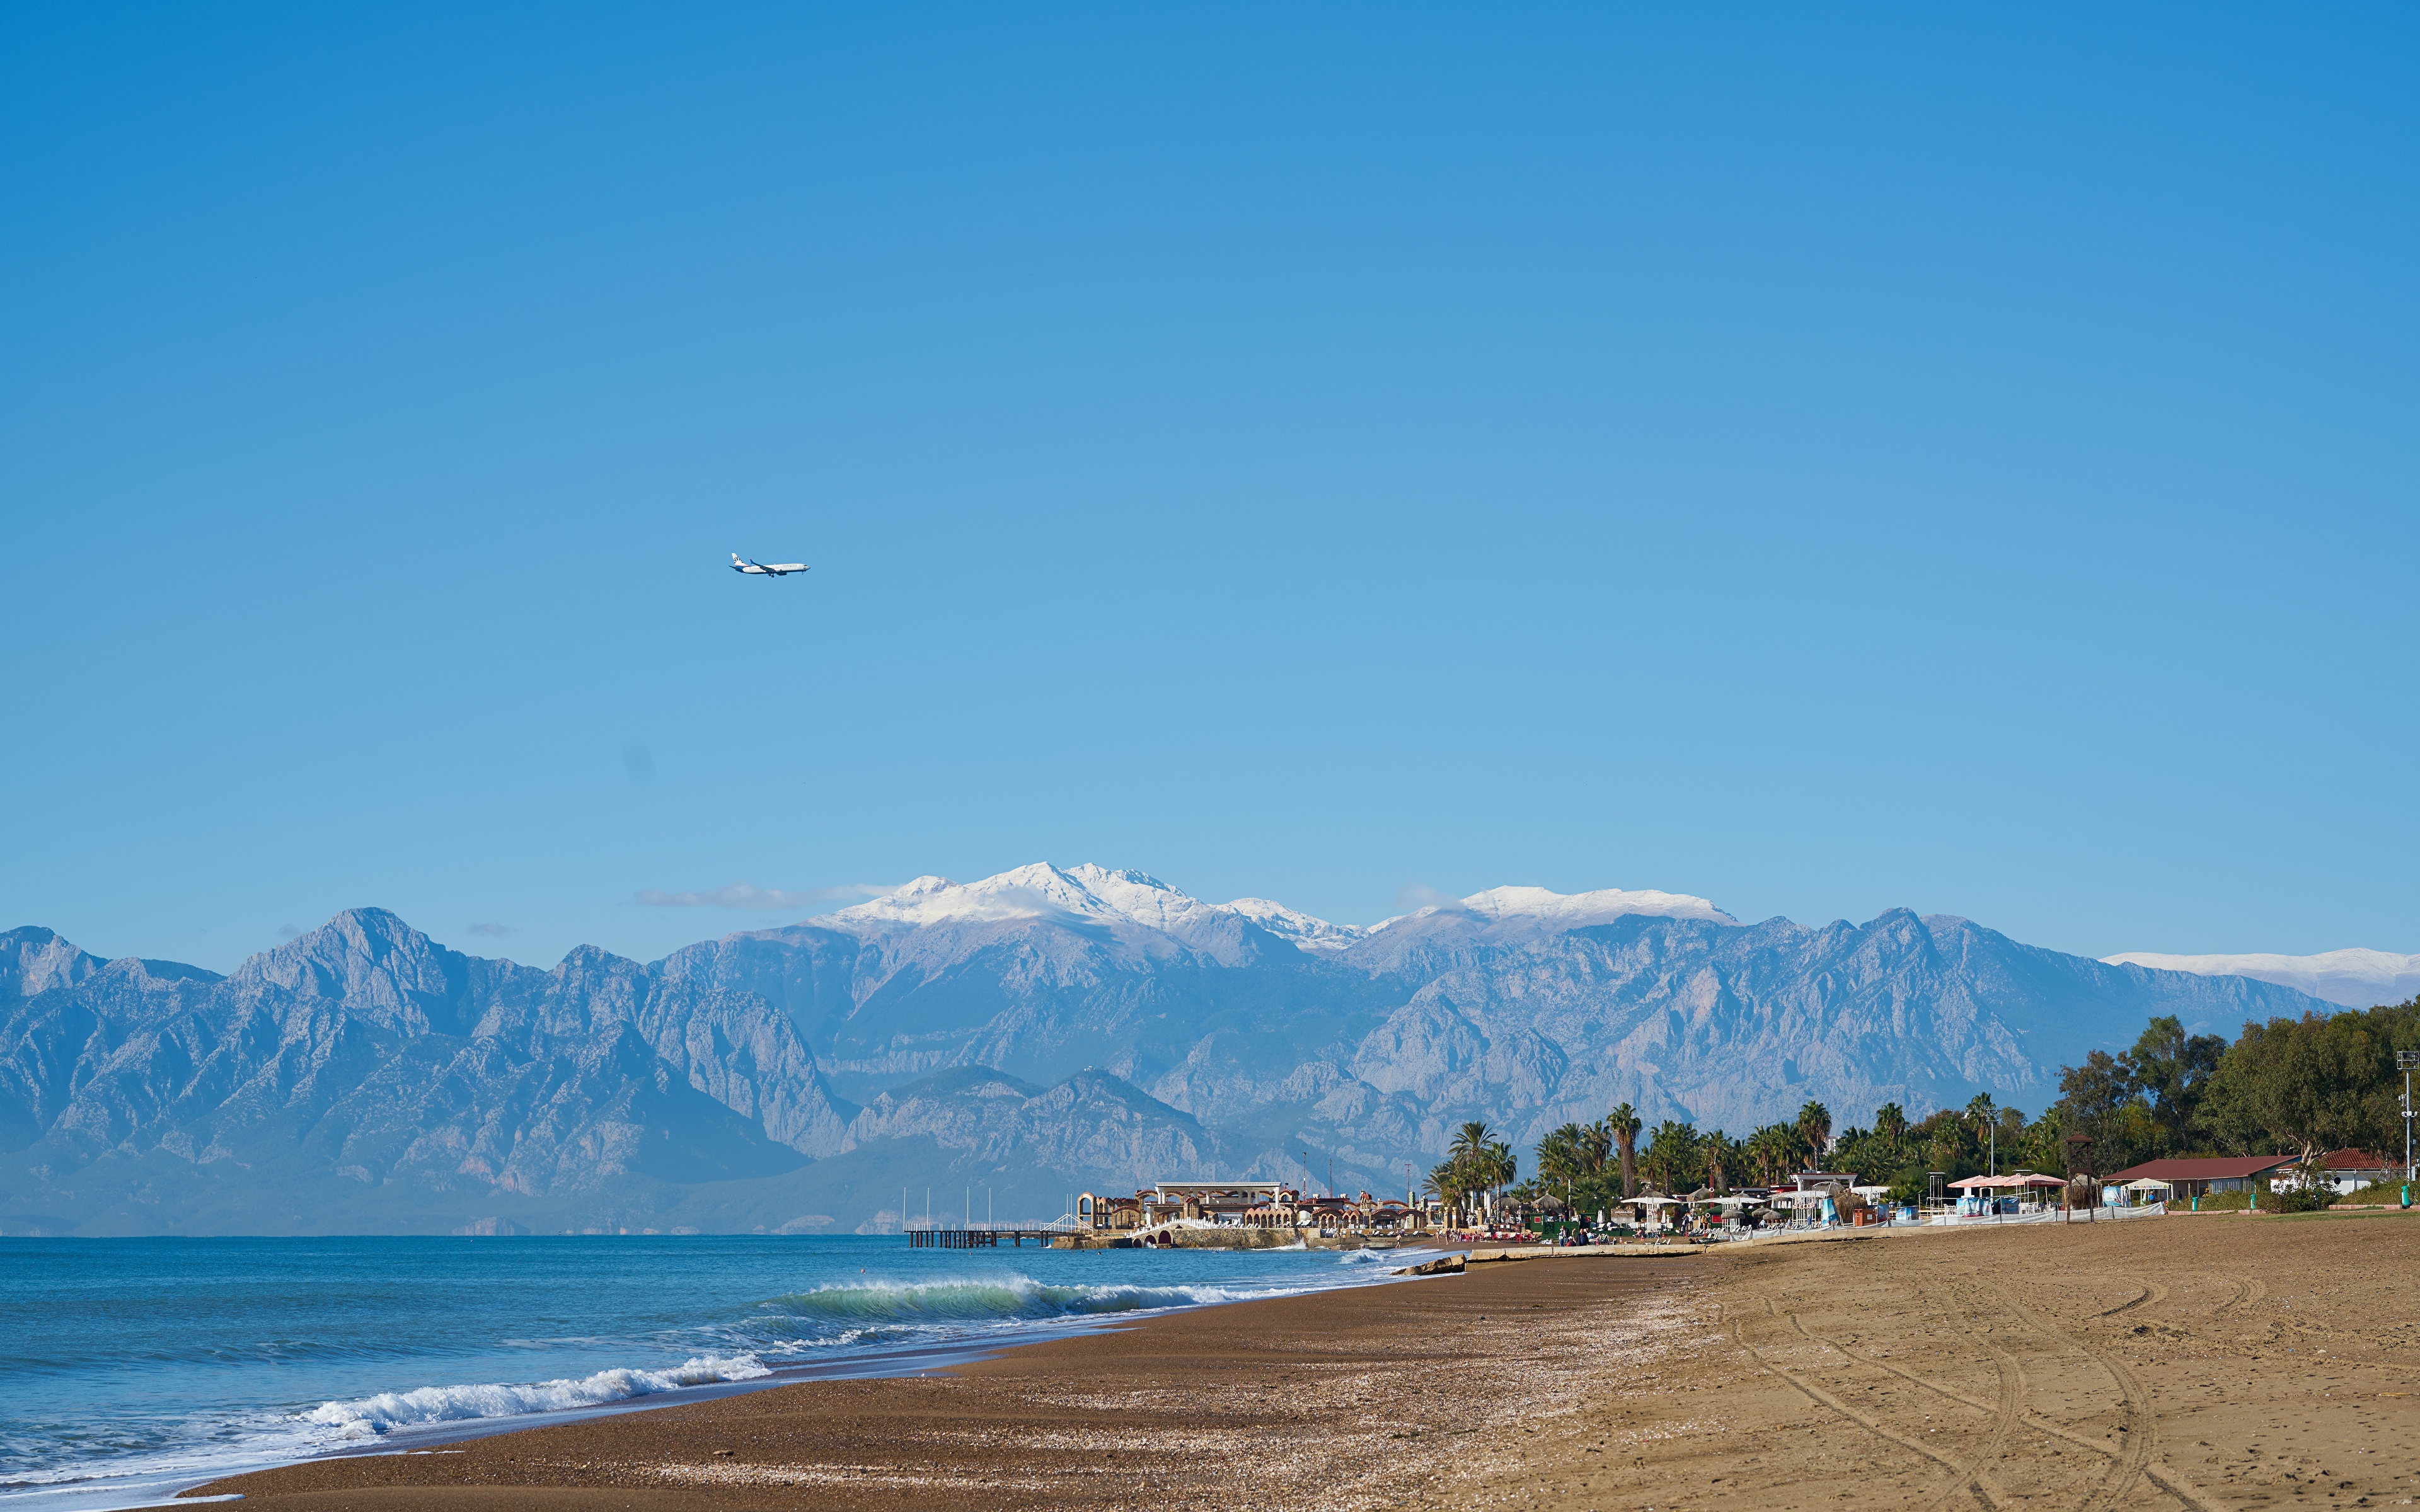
[2097,1281,2168,1318]
[1770,1293,2220,1512]
[1727,1299,1973,1483]
[1991,1284,2158,1512]
[1777,1302,2020,1511]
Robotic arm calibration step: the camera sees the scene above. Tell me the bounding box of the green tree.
[1607,1102,1643,1198]
[1639,1120,1702,1193]
[2204,1011,2395,1162]
[1795,1101,1833,1170]
[2121,1014,2227,1146]
[1748,1123,1797,1184]
[1873,1102,1908,1143]
[1701,1130,1741,1193]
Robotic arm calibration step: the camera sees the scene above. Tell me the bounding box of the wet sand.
[183,1250,1712,1511]
[182,1211,2420,1510]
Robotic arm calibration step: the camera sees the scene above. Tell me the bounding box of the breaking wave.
[305,1354,769,1438]
[756,1274,1260,1332]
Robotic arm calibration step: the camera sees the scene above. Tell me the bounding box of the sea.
[0,1234,1420,1511]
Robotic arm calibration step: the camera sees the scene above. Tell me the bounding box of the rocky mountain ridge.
[0,865,2338,1234]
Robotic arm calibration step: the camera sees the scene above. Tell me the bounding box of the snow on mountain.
[1224,898,1366,951]
[1451,885,1739,929]
[4,881,2349,1235]
[824,865,1734,954]
[827,863,1359,957]
[2100,948,2420,1009]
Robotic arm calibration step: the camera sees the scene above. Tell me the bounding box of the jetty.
[906,1220,1076,1248]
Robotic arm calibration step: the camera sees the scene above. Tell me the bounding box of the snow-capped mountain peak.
[1223,898,1366,952]
[827,865,1734,953]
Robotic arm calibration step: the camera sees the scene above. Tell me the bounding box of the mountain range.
[0,863,2339,1235]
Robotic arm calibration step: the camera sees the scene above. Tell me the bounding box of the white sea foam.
[304,1354,769,1438]
[757,1274,1276,1334]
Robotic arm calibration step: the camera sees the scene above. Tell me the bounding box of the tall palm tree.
[1874,1101,1908,1145]
[1794,1100,1833,1171]
[1608,1102,1643,1199]
[1580,1120,1613,1177]
[1536,1123,1585,1196]
[1452,1121,1492,1162]
[1702,1130,1740,1193]
[1743,1125,1778,1184]
[1640,1120,1700,1194]
[1964,1094,1997,1134]
[1485,1140,1518,1203]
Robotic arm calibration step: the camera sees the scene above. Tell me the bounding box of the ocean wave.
[304,1354,769,1438]
[754,1274,1264,1333]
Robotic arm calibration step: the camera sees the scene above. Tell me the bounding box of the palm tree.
[1702,1130,1740,1193]
[1639,1120,1700,1194]
[1795,1100,1833,1171]
[1964,1094,1997,1134]
[1536,1123,1586,1197]
[1485,1140,1518,1205]
[1452,1121,1492,1162]
[1743,1124,1789,1184]
[1608,1102,1643,1199]
[1580,1120,1613,1177]
[1874,1101,1908,1145]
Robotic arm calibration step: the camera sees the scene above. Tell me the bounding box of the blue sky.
[4,6,2414,973]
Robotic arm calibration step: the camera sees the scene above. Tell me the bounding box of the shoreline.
[28,1246,1455,1512]
[174,1246,1710,1509]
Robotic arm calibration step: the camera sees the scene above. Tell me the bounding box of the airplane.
[731,552,809,577]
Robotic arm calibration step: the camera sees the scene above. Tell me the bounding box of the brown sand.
[183,1212,2419,1511]
[1478,1211,2420,1511]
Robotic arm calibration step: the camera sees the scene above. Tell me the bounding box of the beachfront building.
[1078,1181,1295,1231]
[2100,1155,2294,1203]
[1075,1183,1427,1236]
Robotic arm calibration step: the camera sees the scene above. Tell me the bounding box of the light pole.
[2398,1051,2419,1187]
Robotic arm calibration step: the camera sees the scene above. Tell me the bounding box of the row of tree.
[2053,999,2419,1175]
[1448,997,2419,1213]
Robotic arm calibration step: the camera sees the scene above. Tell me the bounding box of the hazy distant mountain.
[2100,948,2420,1009]
[0,866,2336,1235]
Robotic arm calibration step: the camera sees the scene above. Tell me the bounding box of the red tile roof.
[2321,1148,2391,1170]
[2102,1156,2294,1183]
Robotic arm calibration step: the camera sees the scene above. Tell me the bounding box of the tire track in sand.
[1788,1292,2215,1512]
[1773,1295,2022,1511]
[1990,1282,2188,1511]
[1727,1295,1997,1505]
[2096,1281,2168,1318]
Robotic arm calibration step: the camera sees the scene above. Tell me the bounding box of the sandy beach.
[182,1211,2419,1511]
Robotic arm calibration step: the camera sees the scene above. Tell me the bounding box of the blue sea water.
[0,1235,1416,1511]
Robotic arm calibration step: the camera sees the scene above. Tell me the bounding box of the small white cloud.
[1394,882,1464,913]
[276,924,304,941]
[466,922,514,937]
[633,881,898,910]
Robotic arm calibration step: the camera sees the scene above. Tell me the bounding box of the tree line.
[1430,996,2419,1213]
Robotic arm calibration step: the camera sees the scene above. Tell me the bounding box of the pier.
[906,1222,1071,1248]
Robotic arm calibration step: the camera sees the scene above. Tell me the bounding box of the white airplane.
[730,552,809,577]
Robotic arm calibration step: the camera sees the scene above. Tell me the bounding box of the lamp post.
[2398,1051,2418,1190]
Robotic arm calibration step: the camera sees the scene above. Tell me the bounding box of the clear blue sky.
[5,6,2414,973]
